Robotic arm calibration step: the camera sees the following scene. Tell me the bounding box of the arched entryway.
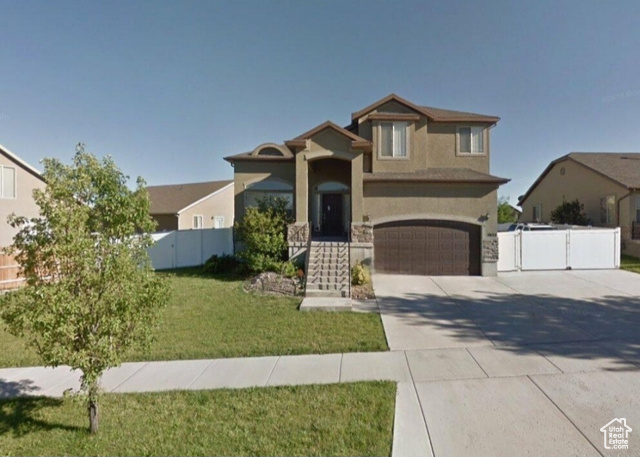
[306,157,352,240]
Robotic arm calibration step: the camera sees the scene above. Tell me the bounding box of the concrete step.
[307,270,348,277]
[310,241,349,247]
[309,253,348,260]
[305,289,349,298]
[306,283,349,291]
[306,276,349,285]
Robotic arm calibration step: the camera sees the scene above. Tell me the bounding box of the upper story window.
[1,165,16,199]
[193,215,203,229]
[458,126,485,154]
[379,122,408,158]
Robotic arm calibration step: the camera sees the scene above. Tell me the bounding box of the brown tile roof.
[147,180,233,215]
[363,168,509,184]
[518,152,640,205]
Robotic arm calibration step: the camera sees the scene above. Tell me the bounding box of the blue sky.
[1,0,639,205]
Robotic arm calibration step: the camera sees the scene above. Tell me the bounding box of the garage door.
[374,220,481,275]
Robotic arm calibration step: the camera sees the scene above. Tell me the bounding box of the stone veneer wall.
[287,222,309,243]
[351,223,373,243]
[482,235,499,263]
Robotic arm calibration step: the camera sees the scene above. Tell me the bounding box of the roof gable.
[285,121,371,151]
[147,180,233,215]
[0,142,45,182]
[351,94,500,124]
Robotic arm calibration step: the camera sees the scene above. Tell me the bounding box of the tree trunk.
[88,396,99,434]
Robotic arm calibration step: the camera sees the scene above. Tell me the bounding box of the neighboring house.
[510,205,522,220]
[225,94,509,277]
[147,180,234,231]
[518,152,640,256]
[0,143,46,247]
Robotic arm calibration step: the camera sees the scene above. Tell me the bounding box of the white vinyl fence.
[147,228,233,270]
[498,228,620,272]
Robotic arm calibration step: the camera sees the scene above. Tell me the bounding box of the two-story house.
[225,94,508,282]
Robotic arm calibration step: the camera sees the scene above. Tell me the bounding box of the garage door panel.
[374,220,481,276]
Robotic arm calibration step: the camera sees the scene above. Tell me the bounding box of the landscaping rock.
[246,272,300,297]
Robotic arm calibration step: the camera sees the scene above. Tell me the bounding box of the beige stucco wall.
[363,182,498,234]
[0,153,46,248]
[356,101,492,174]
[177,184,234,230]
[520,159,627,228]
[233,161,295,222]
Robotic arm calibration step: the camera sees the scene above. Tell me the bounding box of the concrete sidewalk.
[2,344,640,456]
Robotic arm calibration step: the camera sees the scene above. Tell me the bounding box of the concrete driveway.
[375,270,640,457]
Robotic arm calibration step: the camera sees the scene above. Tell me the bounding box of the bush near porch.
[0,268,388,368]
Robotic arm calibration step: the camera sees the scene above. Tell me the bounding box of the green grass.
[0,382,396,456]
[0,269,388,368]
[621,254,640,273]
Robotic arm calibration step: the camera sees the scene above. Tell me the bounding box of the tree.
[1,145,169,434]
[234,195,292,272]
[550,199,590,225]
[497,196,518,223]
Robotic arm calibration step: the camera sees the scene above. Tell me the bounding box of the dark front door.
[321,193,343,237]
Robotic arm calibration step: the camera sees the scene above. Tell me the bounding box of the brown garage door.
[374,220,481,276]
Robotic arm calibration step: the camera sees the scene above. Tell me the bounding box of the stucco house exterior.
[519,152,640,257]
[147,180,234,232]
[225,94,508,278]
[0,143,46,248]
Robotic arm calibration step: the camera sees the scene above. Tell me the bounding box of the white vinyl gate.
[147,228,233,270]
[498,228,620,272]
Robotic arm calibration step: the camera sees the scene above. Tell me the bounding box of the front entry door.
[321,193,343,237]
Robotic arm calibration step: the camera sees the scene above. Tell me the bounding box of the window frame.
[193,215,203,229]
[600,195,615,224]
[377,121,410,160]
[456,126,486,156]
[0,165,17,199]
[533,204,542,222]
[213,216,225,229]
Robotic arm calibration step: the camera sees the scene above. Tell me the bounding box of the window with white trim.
[600,195,615,224]
[214,216,224,228]
[0,165,16,199]
[379,122,408,158]
[193,215,203,229]
[533,204,542,222]
[458,126,485,154]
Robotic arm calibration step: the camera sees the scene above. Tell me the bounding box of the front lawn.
[0,269,388,368]
[0,382,396,456]
[621,254,640,273]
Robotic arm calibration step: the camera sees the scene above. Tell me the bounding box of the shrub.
[550,199,590,225]
[351,261,371,286]
[203,254,242,274]
[234,196,292,273]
